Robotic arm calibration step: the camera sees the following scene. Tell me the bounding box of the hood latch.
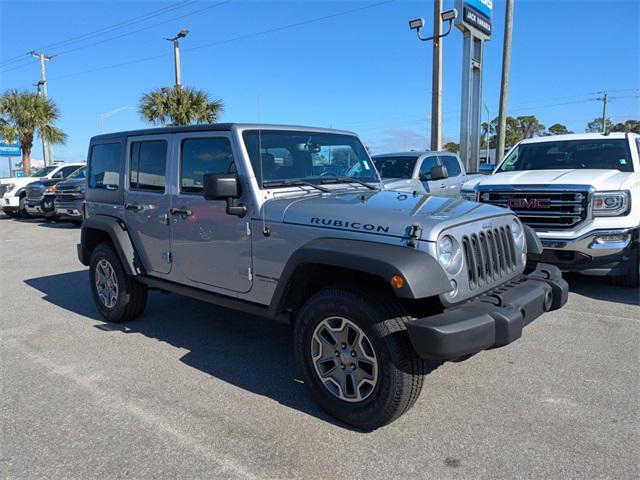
[407,222,423,248]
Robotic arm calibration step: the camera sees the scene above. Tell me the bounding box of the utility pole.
[29,51,54,165]
[165,29,189,87]
[431,0,443,151]
[599,92,608,133]
[496,0,515,163]
[484,103,490,164]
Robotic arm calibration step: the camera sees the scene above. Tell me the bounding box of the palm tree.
[139,86,223,126]
[0,89,67,176]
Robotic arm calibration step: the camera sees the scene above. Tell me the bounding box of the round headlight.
[437,235,463,275]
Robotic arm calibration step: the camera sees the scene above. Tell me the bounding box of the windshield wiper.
[262,179,330,193]
[320,176,378,190]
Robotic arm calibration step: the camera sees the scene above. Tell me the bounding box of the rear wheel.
[294,287,425,430]
[89,243,147,322]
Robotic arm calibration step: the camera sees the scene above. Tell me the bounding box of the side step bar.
[137,276,291,325]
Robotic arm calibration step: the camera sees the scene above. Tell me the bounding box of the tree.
[611,119,640,133]
[139,86,223,126]
[516,115,545,139]
[443,141,459,153]
[547,123,572,135]
[0,89,67,176]
[490,116,524,147]
[586,117,613,133]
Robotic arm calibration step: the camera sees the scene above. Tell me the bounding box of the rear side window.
[439,155,462,177]
[130,140,167,192]
[89,143,121,190]
[181,137,235,193]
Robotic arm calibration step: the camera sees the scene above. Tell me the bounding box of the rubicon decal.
[310,217,390,233]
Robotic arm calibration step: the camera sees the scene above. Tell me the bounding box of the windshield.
[68,167,86,179]
[372,156,418,179]
[31,166,58,177]
[498,139,633,172]
[242,130,379,187]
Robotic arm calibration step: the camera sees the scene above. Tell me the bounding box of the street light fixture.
[409,9,457,42]
[165,29,189,87]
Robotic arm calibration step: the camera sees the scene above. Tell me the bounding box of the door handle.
[170,207,192,217]
[125,203,143,211]
[439,184,446,188]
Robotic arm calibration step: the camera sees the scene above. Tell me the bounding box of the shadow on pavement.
[565,272,639,306]
[24,270,364,430]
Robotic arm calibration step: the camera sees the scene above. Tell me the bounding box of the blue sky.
[1,0,639,174]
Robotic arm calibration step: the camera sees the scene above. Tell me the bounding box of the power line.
[36,0,396,83]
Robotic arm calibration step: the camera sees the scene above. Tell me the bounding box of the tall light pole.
[165,29,189,87]
[597,92,608,133]
[409,8,458,151]
[99,107,135,133]
[496,0,515,163]
[33,80,48,164]
[29,51,54,165]
[484,103,490,164]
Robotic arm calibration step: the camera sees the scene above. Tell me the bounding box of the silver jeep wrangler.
[78,124,568,430]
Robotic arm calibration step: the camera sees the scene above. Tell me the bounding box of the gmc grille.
[461,225,518,291]
[479,190,589,231]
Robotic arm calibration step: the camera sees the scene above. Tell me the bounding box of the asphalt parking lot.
[1,215,638,480]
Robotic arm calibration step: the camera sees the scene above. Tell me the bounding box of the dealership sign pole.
[455,0,492,173]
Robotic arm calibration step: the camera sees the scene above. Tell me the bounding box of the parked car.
[1,162,85,217]
[372,151,480,197]
[77,123,567,430]
[460,133,640,287]
[25,164,84,220]
[54,166,86,224]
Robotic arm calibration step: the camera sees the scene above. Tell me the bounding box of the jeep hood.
[463,169,633,191]
[261,190,512,242]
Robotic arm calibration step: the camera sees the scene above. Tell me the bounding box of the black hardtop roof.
[89,123,357,143]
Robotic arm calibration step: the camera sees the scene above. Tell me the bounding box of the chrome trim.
[540,228,637,258]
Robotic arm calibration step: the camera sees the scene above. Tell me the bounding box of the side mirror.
[430,165,448,181]
[203,173,246,217]
[53,172,63,179]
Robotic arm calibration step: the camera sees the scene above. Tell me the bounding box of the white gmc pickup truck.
[460,133,640,287]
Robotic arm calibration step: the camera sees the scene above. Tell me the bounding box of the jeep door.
[124,134,173,274]
[170,132,252,293]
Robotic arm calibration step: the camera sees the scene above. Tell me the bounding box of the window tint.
[419,156,440,179]
[89,143,121,190]
[181,137,234,193]
[439,155,462,177]
[60,165,81,178]
[69,167,86,179]
[130,140,167,192]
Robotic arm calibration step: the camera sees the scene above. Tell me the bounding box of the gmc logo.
[507,198,551,209]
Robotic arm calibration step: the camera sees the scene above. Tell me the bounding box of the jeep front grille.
[461,225,517,291]
[479,189,589,231]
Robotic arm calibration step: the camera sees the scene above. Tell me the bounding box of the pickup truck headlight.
[459,190,477,201]
[592,191,630,217]
[437,235,463,275]
[45,185,57,193]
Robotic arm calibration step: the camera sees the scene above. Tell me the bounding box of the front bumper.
[54,198,84,218]
[2,194,19,208]
[26,196,57,217]
[406,263,568,360]
[532,228,639,276]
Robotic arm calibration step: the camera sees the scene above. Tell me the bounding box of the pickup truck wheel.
[89,243,147,322]
[612,245,639,288]
[294,287,425,430]
[18,196,30,219]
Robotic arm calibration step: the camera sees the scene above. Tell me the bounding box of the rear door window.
[88,143,121,190]
[439,155,462,177]
[130,140,167,192]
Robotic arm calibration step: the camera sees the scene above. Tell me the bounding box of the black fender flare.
[79,215,144,276]
[524,224,543,255]
[268,237,452,316]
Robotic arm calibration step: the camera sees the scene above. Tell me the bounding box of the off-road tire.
[612,244,639,288]
[89,243,147,322]
[294,287,426,431]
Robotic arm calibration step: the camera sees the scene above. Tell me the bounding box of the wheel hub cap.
[95,259,118,309]
[311,316,379,403]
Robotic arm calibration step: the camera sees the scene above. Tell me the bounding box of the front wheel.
[18,196,30,218]
[612,244,639,288]
[294,287,426,430]
[89,243,147,322]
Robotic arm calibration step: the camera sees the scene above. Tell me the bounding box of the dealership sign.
[0,137,21,157]
[455,0,493,39]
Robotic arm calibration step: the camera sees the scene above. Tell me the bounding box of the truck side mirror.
[203,173,246,217]
[480,164,494,174]
[430,165,448,181]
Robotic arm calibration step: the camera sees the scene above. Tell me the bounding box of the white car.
[0,162,85,218]
[460,133,640,287]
